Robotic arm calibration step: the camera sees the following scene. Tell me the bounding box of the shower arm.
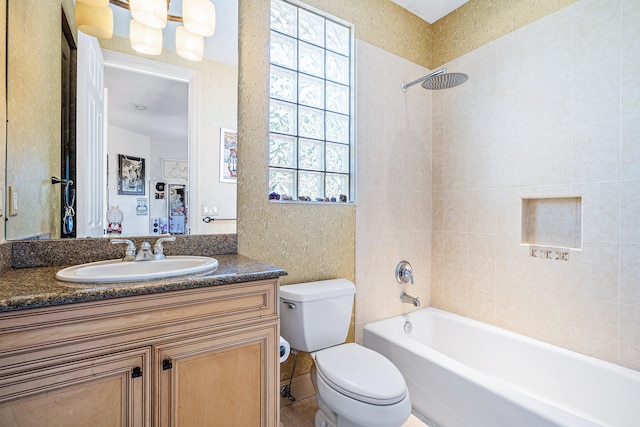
[401,68,446,92]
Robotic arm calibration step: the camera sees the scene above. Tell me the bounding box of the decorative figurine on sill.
[106,206,124,235]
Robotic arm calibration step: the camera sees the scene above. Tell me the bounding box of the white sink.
[56,256,219,283]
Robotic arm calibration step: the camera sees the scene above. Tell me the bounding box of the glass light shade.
[130,0,167,29]
[130,19,162,55]
[182,0,216,37]
[76,2,113,39]
[77,0,109,6]
[176,27,204,61]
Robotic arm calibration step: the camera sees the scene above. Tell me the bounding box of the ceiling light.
[76,2,114,39]
[129,0,167,29]
[78,0,109,6]
[77,0,217,61]
[176,26,204,61]
[182,0,216,37]
[130,19,162,55]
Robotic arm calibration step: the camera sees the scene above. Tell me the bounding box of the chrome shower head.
[421,72,468,90]
[401,68,469,92]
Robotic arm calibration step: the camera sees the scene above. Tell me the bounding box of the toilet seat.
[314,343,407,405]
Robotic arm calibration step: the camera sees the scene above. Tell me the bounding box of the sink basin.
[56,256,219,283]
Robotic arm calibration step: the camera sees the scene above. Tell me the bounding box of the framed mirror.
[4,0,238,240]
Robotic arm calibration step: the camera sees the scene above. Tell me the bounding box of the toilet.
[279,279,411,427]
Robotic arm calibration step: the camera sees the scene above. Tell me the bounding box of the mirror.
[4,0,238,240]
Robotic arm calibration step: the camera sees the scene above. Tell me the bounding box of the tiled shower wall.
[354,41,432,342]
[431,0,640,370]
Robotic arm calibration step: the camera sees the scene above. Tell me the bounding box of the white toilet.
[279,279,411,427]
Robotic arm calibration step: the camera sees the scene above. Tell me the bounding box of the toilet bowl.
[279,279,411,427]
[312,343,412,427]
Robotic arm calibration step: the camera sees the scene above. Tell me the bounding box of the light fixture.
[76,1,114,39]
[77,0,217,61]
[130,19,162,55]
[129,0,167,29]
[176,26,204,61]
[182,0,216,37]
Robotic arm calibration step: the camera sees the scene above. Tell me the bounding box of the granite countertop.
[0,254,287,312]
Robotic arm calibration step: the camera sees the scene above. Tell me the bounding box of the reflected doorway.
[102,51,195,237]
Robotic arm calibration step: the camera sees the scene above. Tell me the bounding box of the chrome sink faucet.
[111,239,137,261]
[111,237,176,261]
[153,236,176,260]
[135,241,155,261]
[400,292,420,307]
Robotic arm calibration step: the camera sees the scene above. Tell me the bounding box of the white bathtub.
[363,308,640,427]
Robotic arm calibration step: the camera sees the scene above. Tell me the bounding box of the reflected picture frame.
[118,154,146,195]
[220,128,238,183]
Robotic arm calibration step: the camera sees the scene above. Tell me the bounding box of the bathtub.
[363,308,640,427]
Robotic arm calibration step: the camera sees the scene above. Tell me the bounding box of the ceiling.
[390,0,470,23]
[104,67,188,141]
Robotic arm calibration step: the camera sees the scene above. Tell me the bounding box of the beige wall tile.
[571,120,621,183]
[572,59,621,127]
[621,117,640,180]
[620,243,640,307]
[620,305,640,370]
[621,0,640,55]
[432,1,640,371]
[571,0,621,71]
[621,53,640,118]
[620,180,640,244]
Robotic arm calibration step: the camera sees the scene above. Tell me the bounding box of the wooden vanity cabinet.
[0,279,279,427]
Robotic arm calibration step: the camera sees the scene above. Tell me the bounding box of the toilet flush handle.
[282,301,297,309]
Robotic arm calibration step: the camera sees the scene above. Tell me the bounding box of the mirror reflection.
[5,0,238,240]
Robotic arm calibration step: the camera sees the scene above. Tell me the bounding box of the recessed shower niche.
[521,197,582,257]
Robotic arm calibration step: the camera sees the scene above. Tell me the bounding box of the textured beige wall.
[301,0,431,68]
[238,0,357,381]
[429,0,577,68]
[0,0,5,241]
[6,0,63,239]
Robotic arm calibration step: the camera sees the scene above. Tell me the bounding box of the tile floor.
[279,395,429,427]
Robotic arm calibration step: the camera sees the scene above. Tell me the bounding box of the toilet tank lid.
[280,279,355,302]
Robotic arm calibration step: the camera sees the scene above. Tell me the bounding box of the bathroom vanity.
[0,236,286,427]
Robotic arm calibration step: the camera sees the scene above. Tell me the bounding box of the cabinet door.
[155,322,278,427]
[0,348,151,427]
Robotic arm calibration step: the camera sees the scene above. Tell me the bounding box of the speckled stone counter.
[0,234,287,312]
[0,253,287,312]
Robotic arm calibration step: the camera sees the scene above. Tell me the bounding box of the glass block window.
[269,0,353,202]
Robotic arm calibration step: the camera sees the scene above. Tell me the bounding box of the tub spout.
[400,292,420,307]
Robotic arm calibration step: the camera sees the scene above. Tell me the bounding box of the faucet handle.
[111,239,136,261]
[153,236,176,259]
[395,261,414,284]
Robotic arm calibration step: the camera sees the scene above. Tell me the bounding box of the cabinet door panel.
[0,348,150,427]
[156,323,278,427]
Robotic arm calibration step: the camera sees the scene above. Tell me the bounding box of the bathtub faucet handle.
[396,261,414,284]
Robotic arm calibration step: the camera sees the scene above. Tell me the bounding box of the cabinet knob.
[162,359,173,370]
[131,366,142,378]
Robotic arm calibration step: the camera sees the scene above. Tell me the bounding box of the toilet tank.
[279,279,355,352]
